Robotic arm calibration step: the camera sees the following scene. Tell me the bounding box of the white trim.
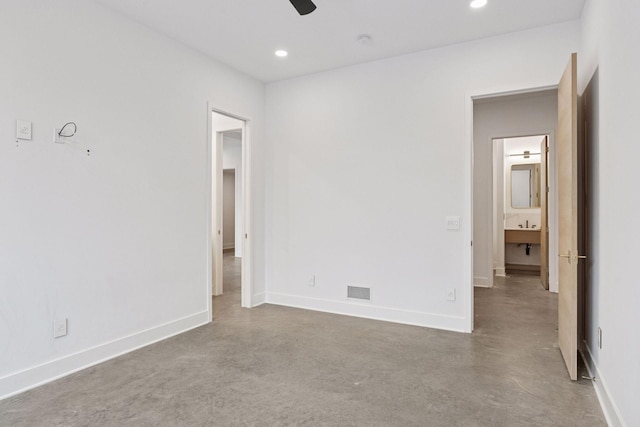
[467,84,559,334]
[582,345,626,427]
[207,104,253,312]
[205,104,214,321]
[465,90,475,333]
[491,131,555,287]
[265,292,469,333]
[0,311,209,401]
[240,120,252,309]
[213,131,224,296]
[494,267,506,276]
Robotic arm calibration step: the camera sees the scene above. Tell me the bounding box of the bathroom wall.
[503,136,543,230]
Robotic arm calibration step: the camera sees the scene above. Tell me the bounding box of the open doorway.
[209,109,251,312]
[470,55,587,381]
[472,89,559,295]
[494,135,549,285]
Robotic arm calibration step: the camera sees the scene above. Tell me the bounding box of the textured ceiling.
[94,0,585,82]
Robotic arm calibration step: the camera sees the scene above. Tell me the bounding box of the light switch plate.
[446,216,461,230]
[16,120,32,140]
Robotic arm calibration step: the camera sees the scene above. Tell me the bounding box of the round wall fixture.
[275,50,288,57]
[357,34,373,45]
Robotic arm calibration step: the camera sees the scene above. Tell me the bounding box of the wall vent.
[347,285,371,301]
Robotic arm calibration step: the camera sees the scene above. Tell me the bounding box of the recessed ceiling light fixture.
[470,0,487,8]
[275,50,288,58]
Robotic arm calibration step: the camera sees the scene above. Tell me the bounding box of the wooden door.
[540,136,549,290]
[557,53,581,380]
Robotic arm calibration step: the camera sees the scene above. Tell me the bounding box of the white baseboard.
[474,276,491,288]
[494,267,506,277]
[265,292,469,333]
[251,292,266,307]
[0,311,210,401]
[582,344,625,427]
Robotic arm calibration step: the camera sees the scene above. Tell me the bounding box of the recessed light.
[470,0,487,8]
[275,50,288,58]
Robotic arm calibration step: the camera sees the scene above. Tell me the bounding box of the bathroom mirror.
[511,163,540,208]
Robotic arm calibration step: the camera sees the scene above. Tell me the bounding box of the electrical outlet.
[16,120,32,140]
[53,318,68,338]
[307,275,316,287]
[447,288,456,301]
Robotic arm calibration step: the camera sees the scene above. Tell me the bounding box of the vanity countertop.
[505,228,541,244]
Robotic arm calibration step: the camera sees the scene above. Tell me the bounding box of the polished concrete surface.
[0,261,606,426]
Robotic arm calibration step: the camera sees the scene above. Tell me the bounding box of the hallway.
[0,269,605,426]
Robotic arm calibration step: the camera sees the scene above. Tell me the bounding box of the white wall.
[0,0,265,399]
[265,22,580,332]
[580,1,640,426]
[474,93,560,291]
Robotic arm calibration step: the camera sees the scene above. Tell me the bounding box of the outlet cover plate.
[447,288,456,301]
[16,120,32,140]
[53,319,68,338]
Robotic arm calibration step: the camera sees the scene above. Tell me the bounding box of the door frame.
[466,84,557,332]
[490,133,551,281]
[206,103,253,320]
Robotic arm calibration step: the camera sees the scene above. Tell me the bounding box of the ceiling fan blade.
[289,0,317,15]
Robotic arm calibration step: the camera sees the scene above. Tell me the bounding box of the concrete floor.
[0,257,606,426]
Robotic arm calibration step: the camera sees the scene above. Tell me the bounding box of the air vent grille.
[347,285,371,301]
